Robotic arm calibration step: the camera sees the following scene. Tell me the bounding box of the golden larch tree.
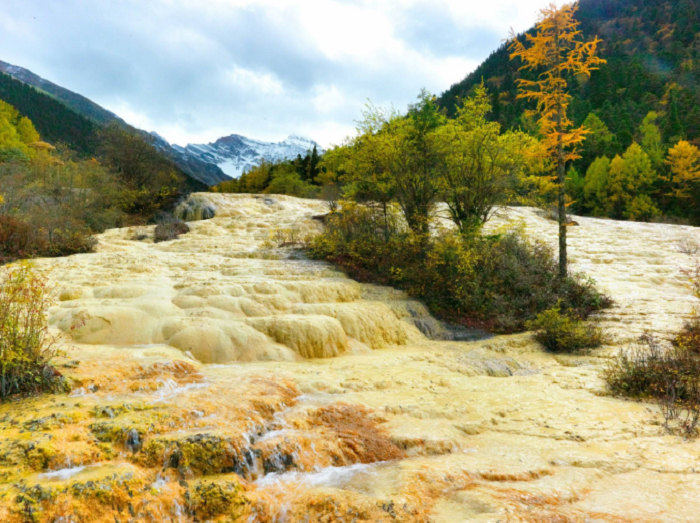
[664,140,700,201]
[509,2,605,277]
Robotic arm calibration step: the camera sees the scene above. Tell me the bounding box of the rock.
[125,429,142,453]
[174,196,216,222]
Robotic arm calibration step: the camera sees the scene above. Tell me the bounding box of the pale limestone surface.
[488,206,700,340]
[3,193,700,522]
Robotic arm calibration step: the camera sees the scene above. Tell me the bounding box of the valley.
[1,194,699,522]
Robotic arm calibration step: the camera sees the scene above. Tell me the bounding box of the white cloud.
[312,85,348,114]
[0,0,558,148]
[226,66,285,96]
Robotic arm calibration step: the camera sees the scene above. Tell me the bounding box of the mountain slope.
[0,60,123,125]
[0,70,208,194]
[0,60,227,185]
[171,134,325,178]
[0,71,99,155]
[440,0,700,151]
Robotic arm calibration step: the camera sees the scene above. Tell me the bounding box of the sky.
[1,0,558,148]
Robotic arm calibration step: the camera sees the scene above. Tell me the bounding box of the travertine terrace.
[1,193,700,522]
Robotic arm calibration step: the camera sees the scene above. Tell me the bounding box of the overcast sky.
[1,0,557,147]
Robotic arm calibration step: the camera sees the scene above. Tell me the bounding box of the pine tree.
[491,87,502,124]
[308,145,320,182]
[580,113,614,167]
[664,90,684,145]
[509,2,605,277]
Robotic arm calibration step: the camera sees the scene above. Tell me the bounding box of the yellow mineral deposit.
[1,193,700,522]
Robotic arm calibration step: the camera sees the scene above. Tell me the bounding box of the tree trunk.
[554,24,568,280]
[557,149,567,279]
[382,201,389,243]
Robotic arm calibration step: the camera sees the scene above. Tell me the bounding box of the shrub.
[526,304,608,352]
[0,154,122,261]
[0,215,34,263]
[0,263,65,400]
[604,335,671,399]
[308,205,610,333]
[0,212,97,262]
[671,262,700,355]
[603,333,700,437]
[154,218,190,243]
[676,235,700,255]
[459,232,610,331]
[673,318,700,355]
[267,226,305,248]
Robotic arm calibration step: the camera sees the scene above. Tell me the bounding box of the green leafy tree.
[266,163,317,198]
[400,90,446,234]
[0,99,19,125]
[583,156,610,215]
[16,117,40,144]
[566,165,585,209]
[434,84,533,235]
[0,101,34,159]
[606,143,658,220]
[639,112,665,170]
[342,107,399,204]
[347,91,445,235]
[0,116,21,151]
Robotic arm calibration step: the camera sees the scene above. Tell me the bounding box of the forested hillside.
[442,0,700,144]
[0,72,99,155]
[440,0,700,222]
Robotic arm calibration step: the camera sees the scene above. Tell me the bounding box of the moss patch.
[186,475,247,521]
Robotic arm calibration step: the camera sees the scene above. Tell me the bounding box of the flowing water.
[1,193,700,522]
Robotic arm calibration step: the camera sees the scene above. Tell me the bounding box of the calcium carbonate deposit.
[2,193,700,522]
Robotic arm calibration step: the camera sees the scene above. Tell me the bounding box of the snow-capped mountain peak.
[178,134,325,179]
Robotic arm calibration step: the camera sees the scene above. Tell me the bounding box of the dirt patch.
[313,404,405,464]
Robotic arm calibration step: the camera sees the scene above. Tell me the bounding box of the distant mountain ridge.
[165,134,325,178]
[0,60,322,185]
